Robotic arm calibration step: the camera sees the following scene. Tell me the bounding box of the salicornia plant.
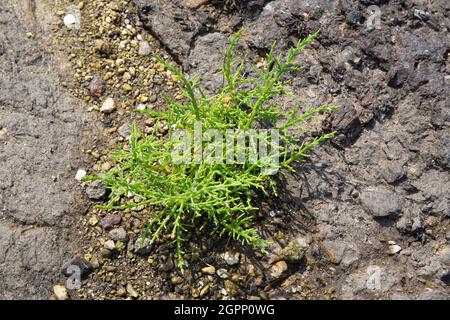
[87,31,337,270]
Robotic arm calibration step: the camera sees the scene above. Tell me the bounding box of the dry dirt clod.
[94,40,112,56]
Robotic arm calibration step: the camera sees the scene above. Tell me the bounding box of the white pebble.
[75,169,86,181]
[100,97,116,114]
[63,14,80,30]
[136,104,146,111]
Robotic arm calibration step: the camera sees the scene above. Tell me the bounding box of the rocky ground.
[0,0,449,300]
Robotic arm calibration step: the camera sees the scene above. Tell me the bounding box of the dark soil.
[0,0,94,299]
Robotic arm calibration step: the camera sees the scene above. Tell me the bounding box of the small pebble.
[100,248,112,258]
[100,97,116,114]
[199,284,210,298]
[138,41,152,56]
[85,180,107,200]
[99,214,122,229]
[223,280,239,296]
[223,251,240,266]
[134,237,153,255]
[171,276,183,285]
[88,215,98,226]
[88,76,106,97]
[104,239,116,251]
[109,227,128,242]
[126,283,139,298]
[117,287,127,297]
[201,265,216,275]
[63,14,79,30]
[123,72,132,81]
[53,285,68,300]
[118,123,131,139]
[94,40,112,56]
[75,169,86,181]
[101,162,112,171]
[122,83,133,92]
[161,259,174,272]
[62,256,93,278]
[216,268,229,279]
[145,118,156,126]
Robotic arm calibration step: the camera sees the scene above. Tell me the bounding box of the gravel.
[118,123,132,139]
[48,0,450,301]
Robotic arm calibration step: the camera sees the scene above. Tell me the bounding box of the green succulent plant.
[87,30,337,270]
